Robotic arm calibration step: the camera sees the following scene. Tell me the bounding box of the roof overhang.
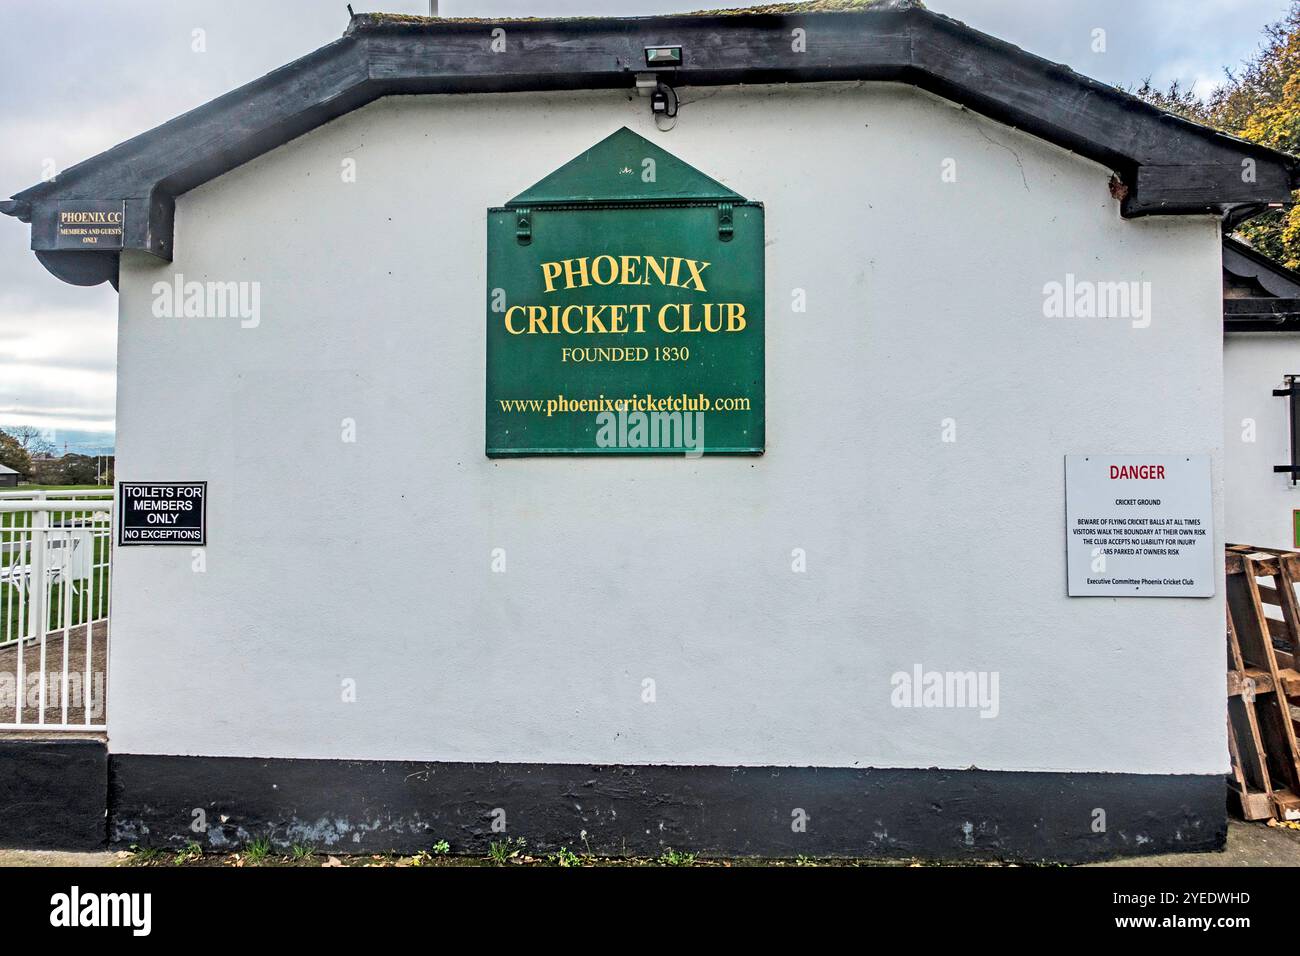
[1224,298,1300,333]
[6,2,1300,288]
[1224,236,1300,299]
[1223,237,1300,333]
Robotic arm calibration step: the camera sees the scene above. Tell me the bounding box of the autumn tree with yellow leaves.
[1134,1,1300,268]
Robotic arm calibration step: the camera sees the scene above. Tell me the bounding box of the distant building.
[0,464,19,488]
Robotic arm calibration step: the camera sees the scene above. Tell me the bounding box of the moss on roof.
[353,0,921,29]
[686,0,920,14]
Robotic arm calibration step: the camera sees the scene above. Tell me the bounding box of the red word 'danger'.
[1110,464,1166,480]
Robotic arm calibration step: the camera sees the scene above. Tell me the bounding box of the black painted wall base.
[0,739,106,850]
[108,755,1225,862]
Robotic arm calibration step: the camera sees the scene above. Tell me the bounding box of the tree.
[29,458,59,485]
[1132,2,1300,268]
[5,424,55,459]
[1129,78,1217,125]
[1229,4,1300,268]
[55,455,99,485]
[29,454,99,486]
[0,430,32,478]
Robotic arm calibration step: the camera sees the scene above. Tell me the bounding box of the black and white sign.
[1065,455,1213,597]
[118,482,207,546]
[55,200,125,250]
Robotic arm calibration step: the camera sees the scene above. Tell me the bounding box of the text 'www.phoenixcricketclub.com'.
[496,393,752,417]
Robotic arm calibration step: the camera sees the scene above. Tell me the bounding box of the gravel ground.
[0,621,107,725]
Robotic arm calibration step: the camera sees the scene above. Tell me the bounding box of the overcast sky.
[0,0,1293,448]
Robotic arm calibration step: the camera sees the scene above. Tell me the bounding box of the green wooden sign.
[486,128,764,456]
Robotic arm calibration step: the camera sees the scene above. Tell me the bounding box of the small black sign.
[55,200,125,250]
[118,482,207,546]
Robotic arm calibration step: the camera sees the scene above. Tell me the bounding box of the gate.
[0,491,112,730]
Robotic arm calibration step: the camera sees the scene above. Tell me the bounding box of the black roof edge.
[1224,236,1300,298]
[7,5,1299,289]
[1224,297,1300,332]
[0,200,31,223]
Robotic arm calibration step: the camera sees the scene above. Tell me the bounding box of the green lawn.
[1,506,111,642]
[0,568,109,642]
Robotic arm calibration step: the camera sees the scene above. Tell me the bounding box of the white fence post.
[28,508,47,644]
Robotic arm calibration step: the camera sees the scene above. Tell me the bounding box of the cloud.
[0,296,117,433]
[930,0,1294,91]
[0,372,117,434]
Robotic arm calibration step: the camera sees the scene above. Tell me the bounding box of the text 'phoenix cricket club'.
[501,254,747,340]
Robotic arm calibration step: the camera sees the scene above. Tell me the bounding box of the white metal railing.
[0,493,112,731]
[0,487,113,500]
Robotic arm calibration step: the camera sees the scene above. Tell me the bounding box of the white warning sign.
[1065,455,1213,597]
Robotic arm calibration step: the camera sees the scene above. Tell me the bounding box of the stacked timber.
[1224,545,1300,822]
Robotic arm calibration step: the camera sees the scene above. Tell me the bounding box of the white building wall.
[1225,332,1300,549]
[111,83,1227,774]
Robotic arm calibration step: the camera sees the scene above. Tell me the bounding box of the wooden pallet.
[1224,547,1300,822]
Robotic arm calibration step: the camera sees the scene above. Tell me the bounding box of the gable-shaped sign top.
[508,128,745,206]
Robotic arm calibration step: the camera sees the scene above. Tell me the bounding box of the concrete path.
[1087,819,1300,867]
[0,849,122,867]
